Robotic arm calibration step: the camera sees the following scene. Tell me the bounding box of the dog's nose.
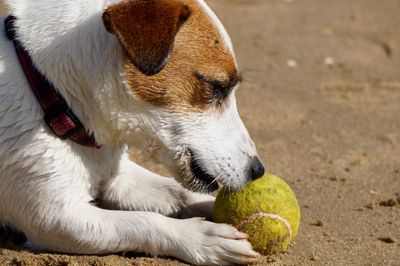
[249,157,265,181]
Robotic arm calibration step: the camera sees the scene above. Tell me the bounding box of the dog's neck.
[7,0,137,147]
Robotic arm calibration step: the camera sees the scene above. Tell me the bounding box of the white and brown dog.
[0,0,265,264]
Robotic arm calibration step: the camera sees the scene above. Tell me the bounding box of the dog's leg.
[101,153,215,219]
[19,198,258,265]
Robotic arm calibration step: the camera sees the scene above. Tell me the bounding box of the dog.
[0,0,265,264]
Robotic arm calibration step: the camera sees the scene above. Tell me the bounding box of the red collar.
[5,16,101,148]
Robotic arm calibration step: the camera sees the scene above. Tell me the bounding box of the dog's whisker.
[205,171,223,190]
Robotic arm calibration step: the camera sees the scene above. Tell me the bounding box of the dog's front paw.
[170,218,260,265]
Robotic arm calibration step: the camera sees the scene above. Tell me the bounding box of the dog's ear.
[103,0,191,76]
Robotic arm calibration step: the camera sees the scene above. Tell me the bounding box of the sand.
[1,0,399,265]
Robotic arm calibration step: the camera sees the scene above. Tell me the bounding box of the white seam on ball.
[235,212,293,240]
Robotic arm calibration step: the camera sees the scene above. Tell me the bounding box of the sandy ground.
[1,0,400,265]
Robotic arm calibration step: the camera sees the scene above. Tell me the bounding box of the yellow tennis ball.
[213,173,300,255]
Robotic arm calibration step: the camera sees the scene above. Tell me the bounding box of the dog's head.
[103,0,264,192]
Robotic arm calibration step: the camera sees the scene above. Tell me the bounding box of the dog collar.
[4,16,101,148]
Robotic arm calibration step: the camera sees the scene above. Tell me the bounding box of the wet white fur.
[0,0,260,265]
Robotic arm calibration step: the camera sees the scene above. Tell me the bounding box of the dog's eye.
[209,80,233,103]
[194,72,241,105]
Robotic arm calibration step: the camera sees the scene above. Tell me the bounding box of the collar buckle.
[44,102,85,140]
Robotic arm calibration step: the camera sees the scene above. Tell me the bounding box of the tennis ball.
[213,173,300,255]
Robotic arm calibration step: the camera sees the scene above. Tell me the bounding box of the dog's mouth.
[178,149,219,193]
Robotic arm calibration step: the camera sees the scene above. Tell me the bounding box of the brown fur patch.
[117,0,238,112]
[104,0,191,76]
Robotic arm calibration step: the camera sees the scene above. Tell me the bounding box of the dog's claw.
[234,231,249,239]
